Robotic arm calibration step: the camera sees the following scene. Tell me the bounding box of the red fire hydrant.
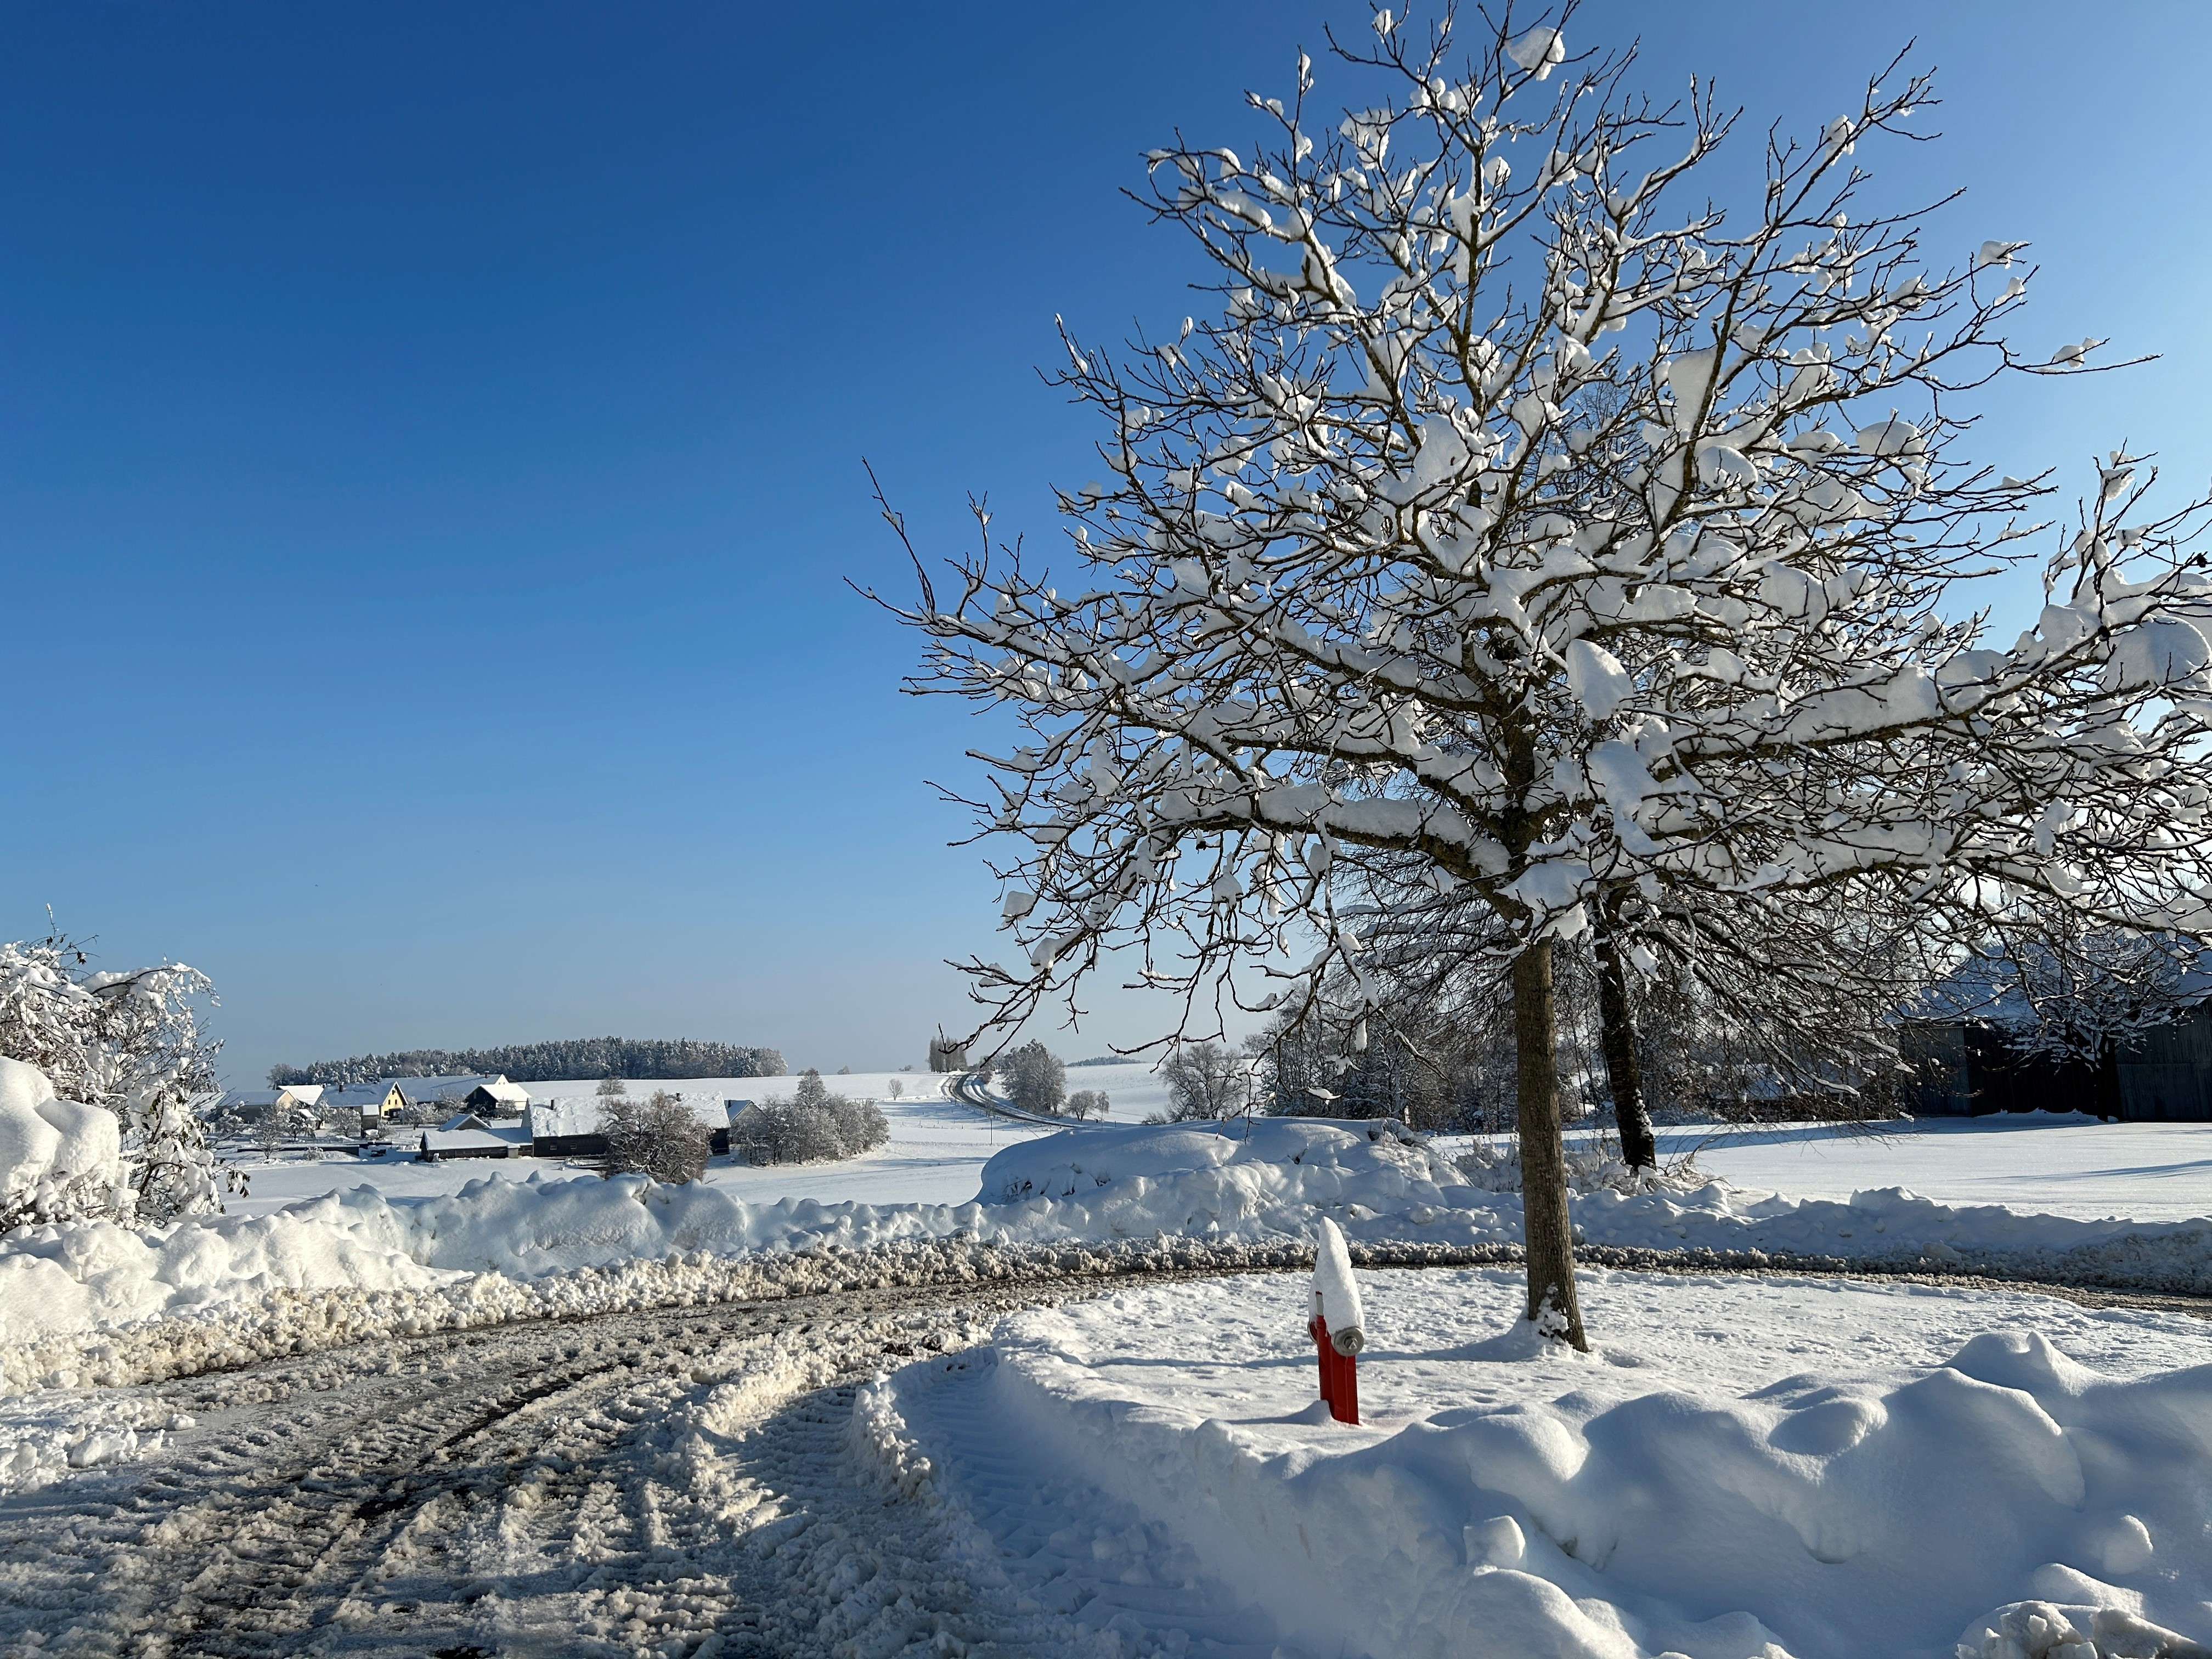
[1310,1216,1365,1424]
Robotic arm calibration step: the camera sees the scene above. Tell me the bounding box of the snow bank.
[972,1272,2212,1659]
[0,1057,120,1222]
[7,1119,2212,1395]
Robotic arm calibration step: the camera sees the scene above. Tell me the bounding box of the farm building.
[462,1080,531,1116]
[219,1082,327,1122]
[524,1094,733,1159]
[1903,957,2212,1122]
[327,1074,524,1130]
[413,1113,530,1160]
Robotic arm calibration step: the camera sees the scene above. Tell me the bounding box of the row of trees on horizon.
[268,1037,787,1087]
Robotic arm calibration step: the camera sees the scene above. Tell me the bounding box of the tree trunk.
[1593,924,1658,1172]
[1512,939,1588,1350]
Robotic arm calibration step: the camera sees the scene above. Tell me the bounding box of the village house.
[410,1111,531,1161]
[219,1081,328,1122]
[327,1075,529,1134]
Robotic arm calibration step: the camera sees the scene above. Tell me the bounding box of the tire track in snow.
[0,1283,1095,1657]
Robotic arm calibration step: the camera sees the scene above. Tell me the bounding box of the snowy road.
[0,1273,1159,1659]
[3,1261,2206,1659]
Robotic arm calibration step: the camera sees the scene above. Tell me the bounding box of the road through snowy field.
[3,1262,2207,1659]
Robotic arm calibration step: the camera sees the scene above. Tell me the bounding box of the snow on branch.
[872,4,2212,1056]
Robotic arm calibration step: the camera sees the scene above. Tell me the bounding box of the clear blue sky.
[5,2,2206,1085]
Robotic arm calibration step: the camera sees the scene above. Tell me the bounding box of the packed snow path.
[2,1263,2208,1659]
[0,1274,1161,1658]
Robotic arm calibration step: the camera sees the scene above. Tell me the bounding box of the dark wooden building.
[1905,1002,2212,1121]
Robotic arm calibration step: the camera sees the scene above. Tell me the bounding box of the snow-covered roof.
[418,1126,526,1154]
[467,1080,531,1105]
[1906,946,2212,1028]
[527,1097,608,1139]
[526,1093,732,1140]
[388,1074,507,1099]
[439,1111,495,1133]
[324,1075,509,1110]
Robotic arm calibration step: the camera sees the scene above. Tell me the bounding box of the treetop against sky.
[4,1,2206,1082]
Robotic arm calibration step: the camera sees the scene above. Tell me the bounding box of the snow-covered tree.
[1065,1087,1110,1119]
[997,1039,1068,1113]
[1153,1041,1256,1121]
[595,1090,710,1185]
[887,9,2212,1347]
[0,931,241,1222]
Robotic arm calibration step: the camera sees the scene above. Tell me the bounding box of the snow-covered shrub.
[1455,1131,1705,1197]
[0,1057,125,1229]
[733,1071,888,1165]
[0,934,238,1223]
[594,1090,709,1185]
[997,1040,1066,1114]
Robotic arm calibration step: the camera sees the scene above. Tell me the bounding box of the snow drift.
[970,1272,2212,1659]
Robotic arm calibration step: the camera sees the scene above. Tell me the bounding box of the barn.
[413,1113,529,1160]
[462,1080,532,1117]
[524,1094,733,1158]
[1903,962,2212,1122]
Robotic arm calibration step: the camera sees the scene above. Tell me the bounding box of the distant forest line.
[268,1037,787,1087]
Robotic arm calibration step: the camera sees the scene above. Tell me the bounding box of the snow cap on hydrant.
[1312,1215,1365,1355]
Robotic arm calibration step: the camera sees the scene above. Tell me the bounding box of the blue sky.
[5,2,2207,1085]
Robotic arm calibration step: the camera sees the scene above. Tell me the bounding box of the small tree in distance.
[735,1070,890,1164]
[887,7,2212,1350]
[1152,1042,1252,1122]
[1066,1088,1110,1120]
[997,1040,1068,1114]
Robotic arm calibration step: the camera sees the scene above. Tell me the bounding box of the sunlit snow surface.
[871,1269,2212,1659]
[224,1065,1176,1217]
[231,1068,2208,1226]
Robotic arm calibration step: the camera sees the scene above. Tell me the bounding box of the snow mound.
[977,1273,2212,1659]
[0,1057,121,1223]
[978,1115,1459,1220]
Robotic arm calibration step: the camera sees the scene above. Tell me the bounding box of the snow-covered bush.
[0,934,237,1223]
[0,1057,125,1229]
[594,1090,710,1185]
[997,1040,1066,1114]
[734,1071,889,1165]
[1454,1130,1704,1197]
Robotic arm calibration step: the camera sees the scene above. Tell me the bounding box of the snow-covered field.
[225,1064,1176,1217]
[228,1066,2212,1232]
[871,1269,2212,1658]
[1662,1114,2212,1224]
